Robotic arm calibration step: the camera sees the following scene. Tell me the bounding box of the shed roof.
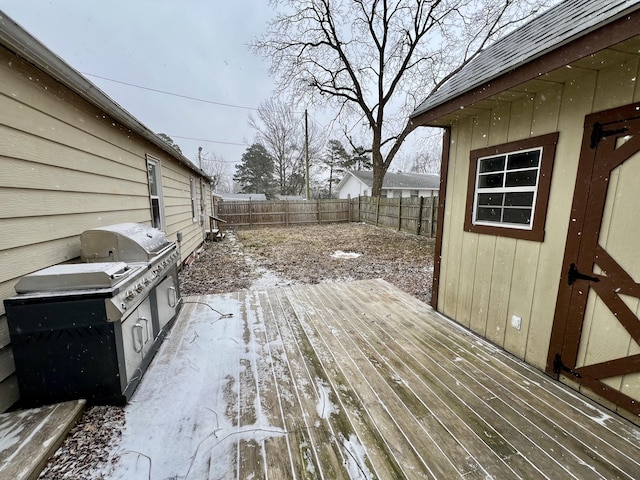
[345,170,439,190]
[411,0,640,123]
[0,11,210,180]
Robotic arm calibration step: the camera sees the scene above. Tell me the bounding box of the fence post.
[430,195,437,237]
[398,196,402,231]
[285,199,289,226]
[416,196,424,236]
[317,198,321,223]
[248,199,253,228]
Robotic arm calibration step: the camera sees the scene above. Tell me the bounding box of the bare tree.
[252,0,552,196]
[199,148,232,193]
[249,99,324,195]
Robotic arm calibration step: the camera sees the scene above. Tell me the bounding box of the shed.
[0,12,213,411]
[336,170,439,199]
[410,0,640,424]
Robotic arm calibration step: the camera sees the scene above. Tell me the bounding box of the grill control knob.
[126,290,135,300]
[136,284,144,292]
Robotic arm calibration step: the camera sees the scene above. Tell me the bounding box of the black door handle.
[567,263,600,286]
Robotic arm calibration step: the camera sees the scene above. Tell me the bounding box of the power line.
[168,134,249,148]
[81,72,260,111]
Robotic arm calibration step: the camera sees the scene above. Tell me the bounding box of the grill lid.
[15,262,133,293]
[81,223,170,263]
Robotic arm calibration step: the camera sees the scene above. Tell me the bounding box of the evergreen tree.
[323,140,350,198]
[347,147,373,171]
[233,143,276,198]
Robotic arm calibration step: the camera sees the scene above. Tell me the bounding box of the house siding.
[0,46,209,411]
[436,59,640,371]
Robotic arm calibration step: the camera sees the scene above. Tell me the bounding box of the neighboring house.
[0,13,212,411]
[410,0,640,423]
[336,170,439,199]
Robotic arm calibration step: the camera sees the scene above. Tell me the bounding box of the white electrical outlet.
[511,315,522,330]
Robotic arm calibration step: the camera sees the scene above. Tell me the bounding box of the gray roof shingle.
[411,0,640,118]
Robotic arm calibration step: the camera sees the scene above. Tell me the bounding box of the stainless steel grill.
[4,223,182,406]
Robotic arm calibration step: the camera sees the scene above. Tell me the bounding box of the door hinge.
[590,122,629,149]
[553,353,582,378]
[567,263,600,286]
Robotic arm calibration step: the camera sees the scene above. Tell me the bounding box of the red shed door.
[549,103,640,417]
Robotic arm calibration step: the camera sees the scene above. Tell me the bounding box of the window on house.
[199,179,206,225]
[380,189,388,198]
[190,177,197,222]
[147,156,166,231]
[410,190,419,198]
[464,132,558,242]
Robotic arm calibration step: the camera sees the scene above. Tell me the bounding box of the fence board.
[214,196,437,237]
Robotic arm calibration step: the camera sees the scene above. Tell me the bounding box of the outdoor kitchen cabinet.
[4,223,182,407]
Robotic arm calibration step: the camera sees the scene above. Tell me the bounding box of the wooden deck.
[108,279,640,479]
[0,400,85,480]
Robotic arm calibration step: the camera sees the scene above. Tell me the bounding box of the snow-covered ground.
[97,293,284,479]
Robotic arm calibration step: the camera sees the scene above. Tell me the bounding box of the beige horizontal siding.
[0,318,9,349]
[0,189,149,218]
[0,346,15,382]
[0,375,18,413]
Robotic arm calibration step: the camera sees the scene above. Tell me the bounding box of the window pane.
[151,199,161,228]
[503,207,531,225]
[507,150,540,170]
[479,156,505,173]
[505,169,537,187]
[479,173,504,188]
[477,193,504,206]
[504,192,534,207]
[148,163,157,195]
[476,206,502,222]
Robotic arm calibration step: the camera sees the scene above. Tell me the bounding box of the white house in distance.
[336,170,439,199]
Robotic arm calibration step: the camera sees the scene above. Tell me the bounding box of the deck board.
[105,279,640,479]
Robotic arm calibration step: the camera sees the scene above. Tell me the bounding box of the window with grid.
[464,132,558,242]
[473,148,541,228]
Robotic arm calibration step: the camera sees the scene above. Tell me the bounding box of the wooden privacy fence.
[352,195,438,237]
[215,196,438,237]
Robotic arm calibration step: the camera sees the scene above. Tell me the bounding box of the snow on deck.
[98,279,640,479]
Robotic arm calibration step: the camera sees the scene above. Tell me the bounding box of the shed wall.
[0,46,209,411]
[436,60,640,370]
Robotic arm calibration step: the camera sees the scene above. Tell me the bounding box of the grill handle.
[139,317,150,344]
[168,286,177,308]
[133,324,144,353]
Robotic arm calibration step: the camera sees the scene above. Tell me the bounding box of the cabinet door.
[121,297,153,383]
[156,274,178,332]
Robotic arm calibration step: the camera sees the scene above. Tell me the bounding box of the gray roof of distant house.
[411,0,640,119]
[348,171,439,190]
[214,193,267,201]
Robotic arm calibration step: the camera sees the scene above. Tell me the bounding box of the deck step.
[0,400,85,480]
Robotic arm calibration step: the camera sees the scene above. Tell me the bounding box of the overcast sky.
[0,0,280,166]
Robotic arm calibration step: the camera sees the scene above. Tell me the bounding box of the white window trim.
[190,177,197,223]
[471,146,543,231]
[146,156,166,231]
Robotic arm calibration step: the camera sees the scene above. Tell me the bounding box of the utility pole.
[305,109,311,200]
